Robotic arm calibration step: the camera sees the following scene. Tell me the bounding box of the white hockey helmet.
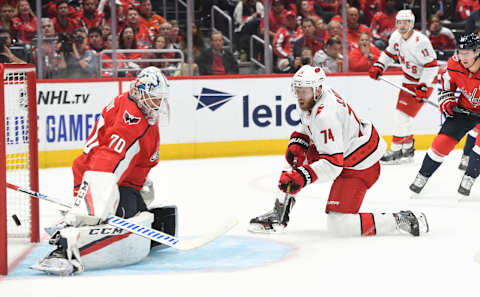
[291,65,326,101]
[129,66,170,126]
[396,9,415,31]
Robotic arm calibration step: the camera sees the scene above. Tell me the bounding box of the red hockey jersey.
[72,92,160,194]
[439,56,480,113]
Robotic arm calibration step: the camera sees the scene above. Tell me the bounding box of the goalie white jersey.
[296,86,387,183]
[377,30,438,86]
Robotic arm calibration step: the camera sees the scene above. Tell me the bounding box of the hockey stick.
[6,182,238,251]
[379,77,480,118]
[379,76,439,108]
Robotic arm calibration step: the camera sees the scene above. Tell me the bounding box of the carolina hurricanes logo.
[316,104,325,116]
[123,111,141,125]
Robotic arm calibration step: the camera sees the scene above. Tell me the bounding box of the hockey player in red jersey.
[249,65,429,237]
[369,9,439,164]
[410,33,480,197]
[31,67,177,276]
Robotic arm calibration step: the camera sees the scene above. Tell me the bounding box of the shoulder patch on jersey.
[316,104,325,116]
[123,110,141,125]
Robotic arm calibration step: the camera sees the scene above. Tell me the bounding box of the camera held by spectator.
[57,32,85,56]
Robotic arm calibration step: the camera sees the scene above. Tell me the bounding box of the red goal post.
[0,64,39,275]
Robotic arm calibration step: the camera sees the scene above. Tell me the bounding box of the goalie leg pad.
[149,205,178,249]
[67,171,120,227]
[75,211,154,271]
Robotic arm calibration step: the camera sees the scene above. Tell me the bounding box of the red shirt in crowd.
[347,24,371,48]
[360,0,384,24]
[212,53,225,75]
[428,28,456,50]
[273,25,302,58]
[370,10,396,41]
[259,9,287,35]
[45,1,77,18]
[52,17,80,34]
[76,9,105,29]
[456,0,480,20]
[348,44,381,71]
[11,15,36,42]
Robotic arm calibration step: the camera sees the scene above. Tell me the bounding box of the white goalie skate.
[393,211,429,236]
[30,227,84,276]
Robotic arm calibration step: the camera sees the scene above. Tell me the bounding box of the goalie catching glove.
[278,165,318,194]
[285,131,310,167]
[438,91,457,116]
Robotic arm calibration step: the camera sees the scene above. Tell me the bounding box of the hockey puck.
[12,214,21,226]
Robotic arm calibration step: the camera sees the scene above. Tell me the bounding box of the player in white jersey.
[249,65,429,237]
[369,10,439,164]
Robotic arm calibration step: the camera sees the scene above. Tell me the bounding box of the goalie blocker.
[31,171,178,276]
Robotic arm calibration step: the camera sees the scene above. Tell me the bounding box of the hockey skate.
[409,173,429,195]
[380,149,402,164]
[401,146,415,163]
[248,197,295,233]
[393,211,429,236]
[458,154,469,171]
[30,227,84,276]
[30,248,83,276]
[458,174,476,196]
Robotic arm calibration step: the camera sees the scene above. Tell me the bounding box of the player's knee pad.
[149,205,178,249]
[74,211,154,271]
[430,134,458,160]
[66,171,120,227]
[326,212,362,237]
[393,110,414,137]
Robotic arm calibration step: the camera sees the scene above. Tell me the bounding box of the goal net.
[0,64,39,275]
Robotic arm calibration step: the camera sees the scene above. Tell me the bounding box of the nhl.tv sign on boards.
[194,87,300,128]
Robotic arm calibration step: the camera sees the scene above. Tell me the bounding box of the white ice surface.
[2,150,480,297]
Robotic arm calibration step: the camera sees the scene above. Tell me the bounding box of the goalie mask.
[396,9,415,33]
[291,65,326,102]
[130,66,170,126]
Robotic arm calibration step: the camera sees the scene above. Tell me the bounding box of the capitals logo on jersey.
[123,110,141,125]
[460,87,480,107]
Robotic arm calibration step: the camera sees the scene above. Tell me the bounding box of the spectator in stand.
[53,1,80,35]
[158,21,171,39]
[37,18,63,77]
[313,0,340,19]
[45,0,77,19]
[274,10,302,72]
[100,32,128,77]
[168,20,182,49]
[349,32,381,71]
[119,25,144,60]
[180,23,205,60]
[370,0,397,50]
[144,34,167,69]
[293,18,324,57]
[101,23,111,38]
[427,14,456,60]
[298,0,319,20]
[11,0,36,43]
[88,26,104,53]
[346,6,371,49]
[233,0,264,55]
[105,0,127,34]
[327,19,341,39]
[465,9,480,34]
[361,0,383,24]
[138,0,165,37]
[77,0,105,29]
[313,16,328,42]
[259,0,287,40]
[0,28,26,63]
[293,47,314,71]
[313,36,342,72]
[0,4,14,31]
[196,31,238,75]
[126,7,152,47]
[456,0,480,21]
[57,29,98,78]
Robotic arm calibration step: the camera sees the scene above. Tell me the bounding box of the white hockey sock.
[390,142,402,151]
[403,141,414,149]
[326,212,397,237]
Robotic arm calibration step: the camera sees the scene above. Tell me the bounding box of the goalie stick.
[6,182,238,251]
